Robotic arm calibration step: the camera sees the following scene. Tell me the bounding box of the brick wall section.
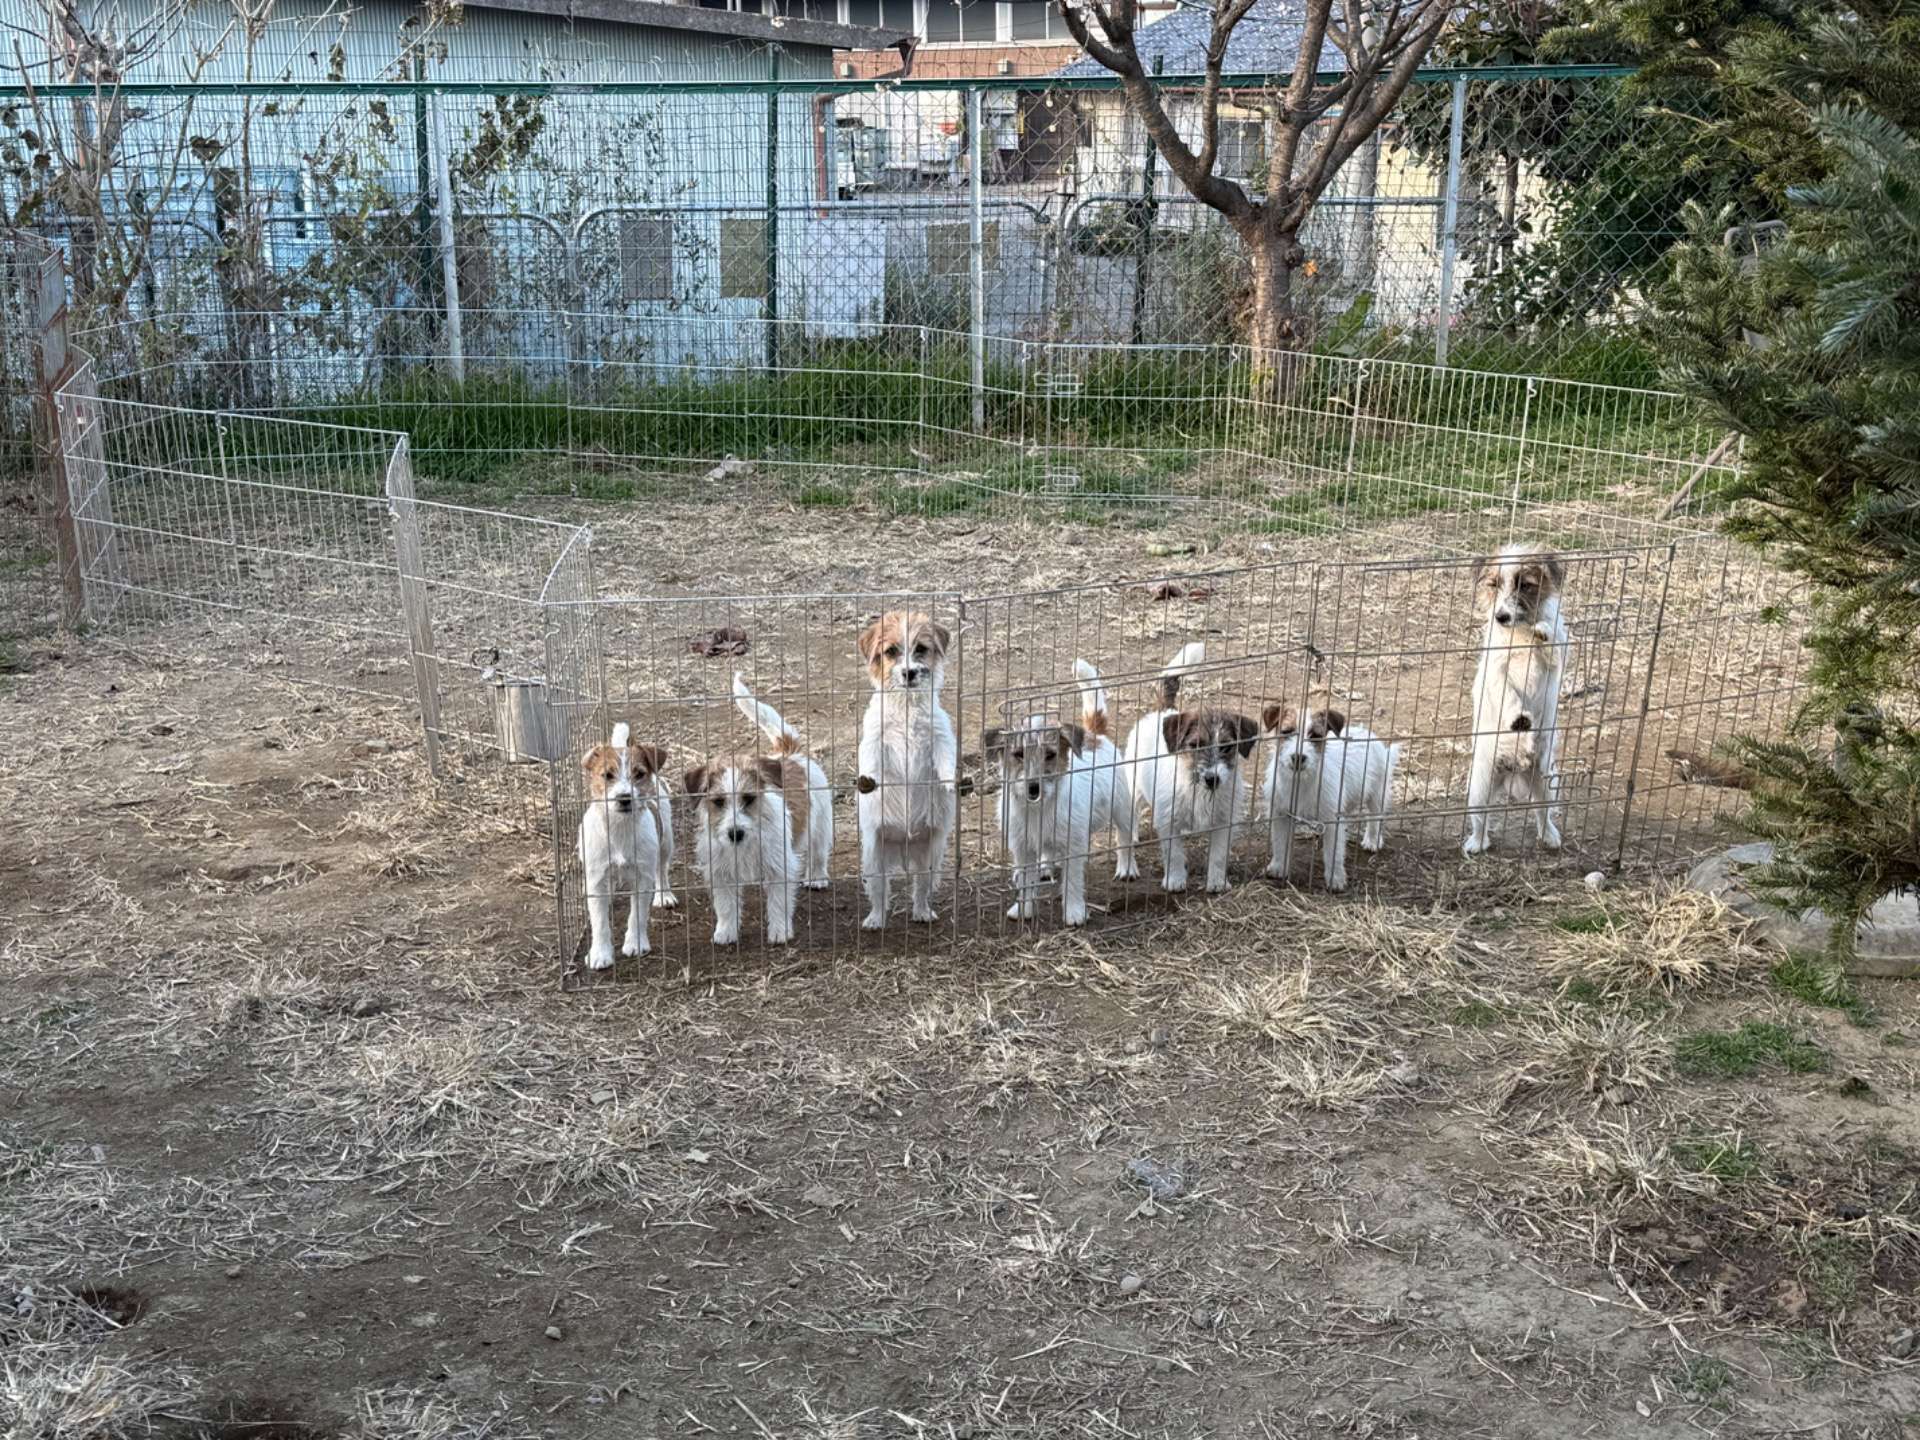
[835,44,1084,79]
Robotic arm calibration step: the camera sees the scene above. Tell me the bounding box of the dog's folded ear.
[1161,712,1186,755]
[755,757,783,789]
[683,764,708,798]
[1260,701,1289,733]
[1540,550,1566,593]
[857,617,885,664]
[1058,721,1087,757]
[1229,713,1259,759]
[929,621,952,653]
[1324,709,1346,736]
[632,743,669,778]
[581,744,608,778]
[981,725,1002,753]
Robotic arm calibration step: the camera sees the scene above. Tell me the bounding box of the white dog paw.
[621,935,644,958]
[586,944,615,972]
[804,877,831,891]
[1006,900,1035,921]
[1462,837,1489,858]
[861,910,886,931]
[911,905,939,924]
[1540,829,1564,853]
[652,891,680,911]
[1360,838,1384,854]
[1264,862,1288,880]
[1114,861,1140,882]
[1162,876,1188,894]
[768,928,794,946]
[712,926,740,946]
[1064,908,1088,928]
[1205,875,1231,894]
[1326,876,1349,894]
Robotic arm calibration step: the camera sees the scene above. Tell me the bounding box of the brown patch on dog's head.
[1164,708,1258,763]
[583,745,623,799]
[860,611,951,689]
[629,743,668,783]
[1478,544,1566,624]
[1057,721,1087,758]
[686,755,774,819]
[1263,697,1344,739]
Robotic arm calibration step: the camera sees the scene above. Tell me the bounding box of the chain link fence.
[1,64,1694,399]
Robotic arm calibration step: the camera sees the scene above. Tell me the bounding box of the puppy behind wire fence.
[542,540,1784,986]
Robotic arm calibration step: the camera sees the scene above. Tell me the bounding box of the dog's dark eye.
[913,644,927,657]
[711,796,727,811]
[1043,749,1056,763]
[740,793,755,808]
[1009,748,1024,762]
[884,644,901,659]
[603,769,615,781]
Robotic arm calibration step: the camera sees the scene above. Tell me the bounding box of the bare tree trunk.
[1242,220,1306,398]
[1352,132,1380,294]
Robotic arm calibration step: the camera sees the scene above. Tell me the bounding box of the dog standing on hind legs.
[578,723,670,970]
[1464,544,1570,857]
[988,658,1138,927]
[856,611,957,929]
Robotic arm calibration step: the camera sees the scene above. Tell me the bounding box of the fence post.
[428,92,466,385]
[24,244,87,628]
[765,48,781,375]
[968,85,986,432]
[387,437,445,778]
[1434,75,1467,367]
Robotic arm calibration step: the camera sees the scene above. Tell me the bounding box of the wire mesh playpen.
[1,57,1799,983]
[23,205,1798,983]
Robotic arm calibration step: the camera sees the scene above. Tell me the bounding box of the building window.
[720,217,768,301]
[847,0,881,24]
[924,0,961,40]
[619,215,673,303]
[1217,120,1266,181]
[1009,0,1050,40]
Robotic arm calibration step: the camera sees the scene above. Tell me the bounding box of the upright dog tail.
[1072,659,1112,740]
[610,722,631,749]
[1156,641,1206,711]
[733,672,804,756]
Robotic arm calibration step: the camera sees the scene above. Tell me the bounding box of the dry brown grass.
[1546,885,1765,993]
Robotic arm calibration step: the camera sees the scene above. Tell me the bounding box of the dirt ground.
[5,591,1919,1437]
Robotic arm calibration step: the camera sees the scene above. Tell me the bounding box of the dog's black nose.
[1025,781,1042,800]
[1510,715,1533,732]
[1288,754,1308,770]
[1202,773,1220,790]
[1494,610,1512,625]
[725,827,747,844]
[613,795,634,810]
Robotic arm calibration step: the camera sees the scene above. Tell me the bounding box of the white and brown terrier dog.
[986,659,1138,927]
[578,722,673,970]
[1124,642,1256,894]
[856,610,958,929]
[733,671,833,890]
[1465,544,1570,856]
[1260,700,1399,893]
[685,763,801,949]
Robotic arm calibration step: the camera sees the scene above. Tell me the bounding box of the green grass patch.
[1670,1355,1735,1407]
[1801,1234,1869,1310]
[1675,1021,1828,1080]
[1448,999,1505,1028]
[1671,1133,1765,1184]
[1770,954,1874,1025]
[1558,977,1671,1018]
[1552,908,1614,936]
